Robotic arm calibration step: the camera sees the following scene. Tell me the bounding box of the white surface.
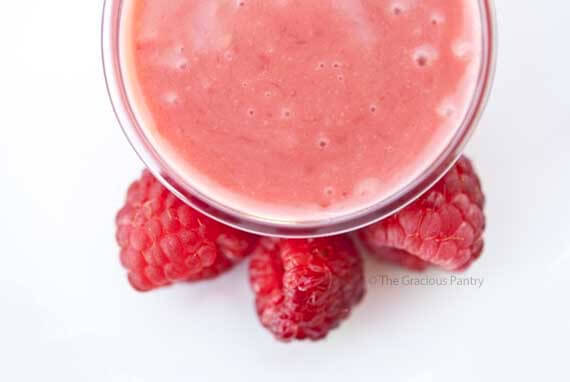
[0,1,569,381]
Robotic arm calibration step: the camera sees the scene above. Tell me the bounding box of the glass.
[102,0,497,237]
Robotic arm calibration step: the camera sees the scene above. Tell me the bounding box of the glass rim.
[102,0,497,238]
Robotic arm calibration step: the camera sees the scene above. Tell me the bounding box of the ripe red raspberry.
[116,170,258,291]
[249,237,365,341]
[359,156,485,271]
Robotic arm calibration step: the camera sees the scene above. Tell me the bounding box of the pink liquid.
[122,0,482,221]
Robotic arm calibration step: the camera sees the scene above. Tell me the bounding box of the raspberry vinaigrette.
[120,0,483,222]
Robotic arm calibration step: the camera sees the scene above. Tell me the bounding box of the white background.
[1,1,569,381]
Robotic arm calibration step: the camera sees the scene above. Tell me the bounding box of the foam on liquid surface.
[123,0,482,221]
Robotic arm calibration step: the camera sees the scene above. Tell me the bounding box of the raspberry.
[249,237,365,341]
[358,156,485,271]
[367,247,430,271]
[116,170,258,291]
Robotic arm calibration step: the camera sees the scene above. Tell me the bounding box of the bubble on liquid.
[355,178,382,197]
[332,61,342,69]
[264,90,273,98]
[163,92,180,104]
[153,44,190,71]
[281,108,292,119]
[241,81,249,88]
[413,45,438,67]
[370,104,378,113]
[452,41,471,59]
[224,51,234,61]
[175,58,189,70]
[317,135,330,149]
[237,0,245,7]
[316,62,326,70]
[416,55,427,67]
[247,108,256,117]
[431,12,445,25]
[391,2,407,15]
[437,100,456,118]
[323,187,335,197]
[337,75,345,81]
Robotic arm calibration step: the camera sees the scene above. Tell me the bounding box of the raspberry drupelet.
[116,170,259,291]
[249,237,365,341]
[358,156,486,271]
